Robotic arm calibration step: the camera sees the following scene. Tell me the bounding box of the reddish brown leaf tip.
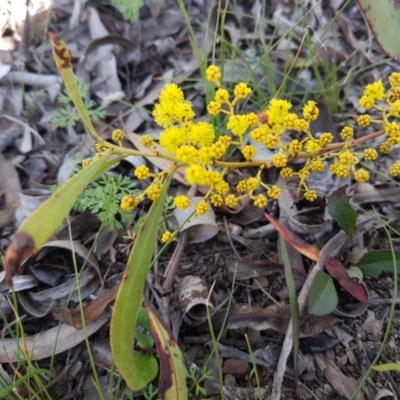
[48,31,71,69]
[4,232,35,287]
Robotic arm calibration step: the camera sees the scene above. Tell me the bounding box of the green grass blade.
[110,172,173,390]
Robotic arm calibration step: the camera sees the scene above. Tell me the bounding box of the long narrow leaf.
[48,32,99,138]
[4,154,118,285]
[145,301,188,399]
[110,172,173,390]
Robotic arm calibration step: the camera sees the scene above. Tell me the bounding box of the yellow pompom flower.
[390,100,400,118]
[140,135,154,147]
[267,185,281,200]
[319,132,334,147]
[390,162,400,176]
[227,114,250,136]
[246,177,259,191]
[161,230,173,243]
[206,65,221,83]
[146,183,162,201]
[384,121,400,137]
[267,99,292,122]
[210,193,223,207]
[253,194,267,208]
[234,82,252,99]
[210,142,227,159]
[185,164,207,185]
[363,148,378,161]
[305,140,321,152]
[250,126,267,142]
[189,122,215,147]
[207,101,221,116]
[174,100,195,122]
[310,158,325,173]
[174,195,190,209]
[389,72,400,88]
[215,88,230,103]
[199,146,214,163]
[304,190,318,202]
[294,118,308,132]
[242,145,257,161]
[338,150,357,165]
[303,100,319,121]
[283,113,298,129]
[288,139,301,155]
[340,126,354,140]
[246,112,259,127]
[354,168,369,183]
[134,165,150,180]
[217,135,232,147]
[159,83,184,104]
[236,180,248,194]
[298,169,310,180]
[380,141,392,154]
[359,95,374,109]
[391,87,400,100]
[330,162,350,178]
[357,115,371,127]
[120,194,139,211]
[95,143,108,152]
[152,102,175,128]
[225,194,238,208]
[196,200,209,215]
[262,134,277,149]
[159,126,186,154]
[204,170,223,186]
[280,167,293,178]
[364,79,385,101]
[176,145,198,164]
[82,158,93,168]
[272,153,288,168]
[216,180,229,195]
[112,128,125,143]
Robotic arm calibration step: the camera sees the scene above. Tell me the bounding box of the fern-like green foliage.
[111,0,144,22]
[52,78,106,128]
[74,174,139,231]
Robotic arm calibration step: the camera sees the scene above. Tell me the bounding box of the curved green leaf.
[110,172,173,390]
[5,154,118,285]
[145,302,188,399]
[357,0,400,61]
[308,270,338,315]
[356,250,400,278]
[327,187,356,236]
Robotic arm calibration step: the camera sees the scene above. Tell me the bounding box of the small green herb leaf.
[308,270,338,315]
[327,187,357,236]
[356,250,400,278]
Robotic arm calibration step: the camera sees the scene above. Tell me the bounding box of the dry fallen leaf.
[52,284,119,329]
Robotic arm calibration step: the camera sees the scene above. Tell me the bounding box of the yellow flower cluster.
[110,67,400,243]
